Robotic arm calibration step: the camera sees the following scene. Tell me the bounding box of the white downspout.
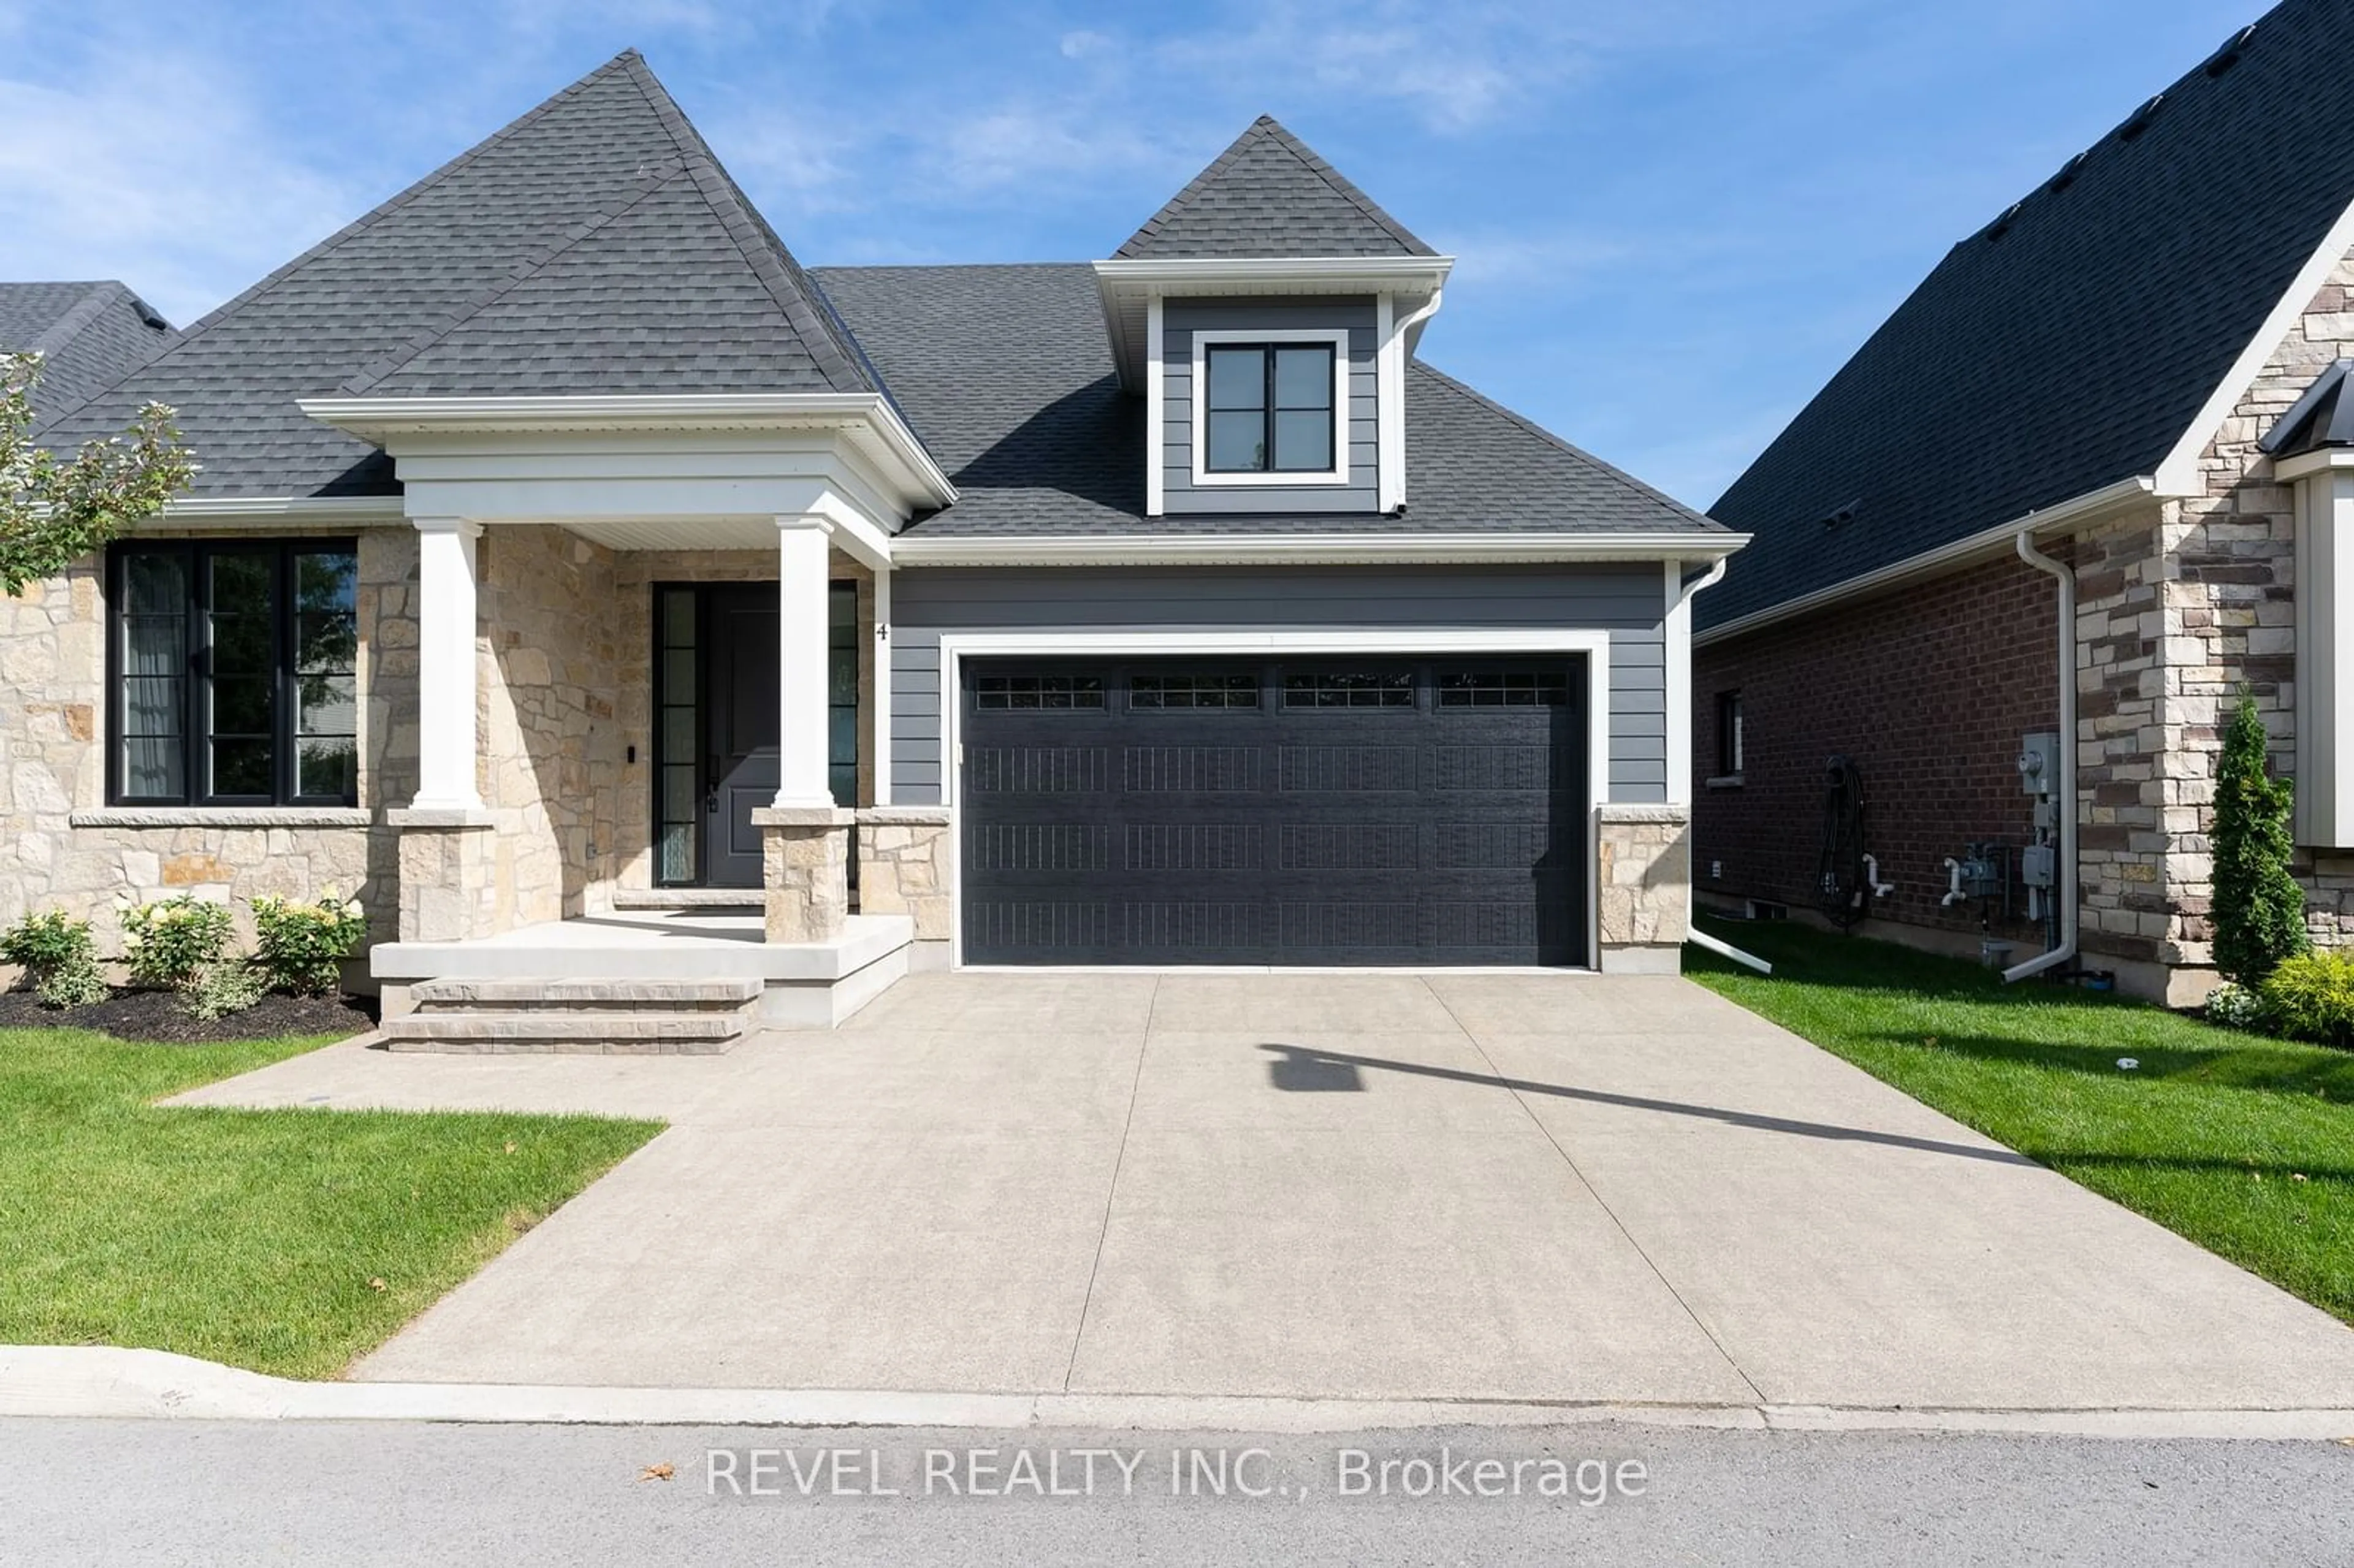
[1672,557,1772,975]
[2006,530,2078,983]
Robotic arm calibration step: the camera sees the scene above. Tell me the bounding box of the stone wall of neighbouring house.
[1690,553,2063,943]
[0,527,414,958]
[1596,804,1690,973]
[473,524,625,926]
[2068,245,2354,1001]
[608,549,875,892]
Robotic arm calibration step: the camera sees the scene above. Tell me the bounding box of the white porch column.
[411,516,484,811]
[774,515,836,810]
[754,514,853,944]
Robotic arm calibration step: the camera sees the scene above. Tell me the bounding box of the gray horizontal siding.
[1162,297,1378,515]
[888,564,1668,804]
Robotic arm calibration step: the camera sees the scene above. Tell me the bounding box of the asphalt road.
[3,1418,2352,1566]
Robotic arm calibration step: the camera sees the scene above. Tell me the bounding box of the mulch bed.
[0,987,377,1043]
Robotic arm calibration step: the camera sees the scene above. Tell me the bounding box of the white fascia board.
[887,530,1746,568]
[1092,256,1455,291]
[1693,476,2155,649]
[1094,256,1453,394]
[2153,191,2354,497]
[2272,447,2354,482]
[150,495,407,527]
[298,393,958,514]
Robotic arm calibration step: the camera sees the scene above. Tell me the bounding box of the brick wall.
[1692,554,2059,940]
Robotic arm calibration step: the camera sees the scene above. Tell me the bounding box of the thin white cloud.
[0,58,353,324]
[1153,2,1594,133]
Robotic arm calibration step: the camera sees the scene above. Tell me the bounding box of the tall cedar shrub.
[2211,695,2309,984]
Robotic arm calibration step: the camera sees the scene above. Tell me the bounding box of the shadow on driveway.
[1258,1042,2038,1167]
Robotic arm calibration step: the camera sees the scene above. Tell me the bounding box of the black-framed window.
[1716,690,1745,775]
[1204,343,1336,473]
[109,539,359,806]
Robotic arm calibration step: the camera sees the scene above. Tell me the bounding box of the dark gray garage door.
[959,657,1587,966]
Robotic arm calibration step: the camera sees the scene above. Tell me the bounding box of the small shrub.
[251,892,368,996]
[119,894,234,991]
[0,909,109,1008]
[2259,951,2354,1048]
[2203,980,2268,1032]
[181,960,269,1021]
[2212,694,2309,986]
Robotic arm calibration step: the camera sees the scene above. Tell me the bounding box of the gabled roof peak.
[33,47,896,497]
[1116,115,1435,261]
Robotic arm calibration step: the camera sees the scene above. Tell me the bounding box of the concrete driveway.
[179,972,2354,1410]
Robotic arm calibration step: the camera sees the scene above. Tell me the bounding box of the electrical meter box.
[2021,843,2055,890]
[2018,732,2060,797]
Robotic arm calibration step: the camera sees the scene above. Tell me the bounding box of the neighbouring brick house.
[0,50,1736,1043]
[1695,0,2354,1003]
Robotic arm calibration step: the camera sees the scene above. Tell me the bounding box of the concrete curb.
[6,1349,2354,1441]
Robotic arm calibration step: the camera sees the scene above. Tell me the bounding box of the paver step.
[409,976,762,1008]
[380,1008,748,1056]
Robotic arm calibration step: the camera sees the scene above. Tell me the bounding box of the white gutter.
[1695,476,2153,649]
[888,530,1749,568]
[2005,528,2077,984]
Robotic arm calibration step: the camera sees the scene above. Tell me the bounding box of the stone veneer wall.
[609,549,875,891]
[473,525,625,925]
[855,808,950,946]
[1596,804,1690,973]
[2069,246,2354,1000]
[0,527,416,958]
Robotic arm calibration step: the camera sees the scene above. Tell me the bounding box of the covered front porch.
[296,392,961,1043]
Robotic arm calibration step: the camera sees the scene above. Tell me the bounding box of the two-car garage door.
[958,656,1588,966]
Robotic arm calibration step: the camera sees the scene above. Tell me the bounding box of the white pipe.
[1941,857,1968,907]
[1862,853,1895,898]
[1688,923,1772,974]
[2006,530,2078,983]
[1667,557,1770,975]
[1392,284,1445,345]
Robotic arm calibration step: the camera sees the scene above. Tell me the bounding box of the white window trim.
[934,628,1612,972]
[1188,328,1352,488]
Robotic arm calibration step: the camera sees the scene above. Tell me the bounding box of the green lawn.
[1688,915,2354,1323]
[0,1027,660,1379]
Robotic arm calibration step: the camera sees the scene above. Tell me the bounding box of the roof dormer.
[1092,117,1451,517]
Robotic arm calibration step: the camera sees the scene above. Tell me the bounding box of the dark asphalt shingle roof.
[1704,0,2354,630]
[32,50,873,497]
[812,262,1717,537]
[2260,359,2354,457]
[0,281,173,419]
[1115,116,1436,260]
[25,63,1704,542]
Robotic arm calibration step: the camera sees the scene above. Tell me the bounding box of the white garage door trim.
[934,628,1613,972]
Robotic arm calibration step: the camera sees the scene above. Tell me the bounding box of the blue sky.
[0,0,2267,507]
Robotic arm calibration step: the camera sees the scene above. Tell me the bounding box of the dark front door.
[652,581,861,889]
[704,587,780,888]
[959,657,1588,965]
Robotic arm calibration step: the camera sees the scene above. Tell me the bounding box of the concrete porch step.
[609,889,763,910]
[381,1009,748,1055]
[409,976,762,1010]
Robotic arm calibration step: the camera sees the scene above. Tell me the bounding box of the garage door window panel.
[1284,670,1415,710]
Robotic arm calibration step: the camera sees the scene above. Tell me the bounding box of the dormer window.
[1191,329,1349,485]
